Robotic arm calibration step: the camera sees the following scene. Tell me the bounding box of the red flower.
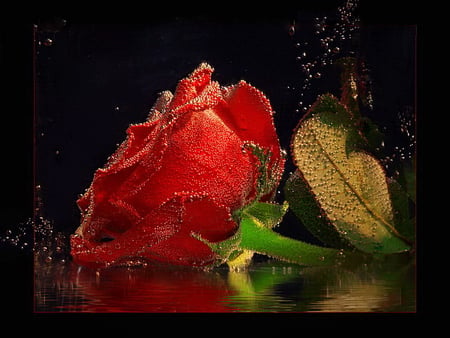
[70,63,284,268]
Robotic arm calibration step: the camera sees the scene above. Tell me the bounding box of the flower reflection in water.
[35,260,234,312]
[34,255,415,312]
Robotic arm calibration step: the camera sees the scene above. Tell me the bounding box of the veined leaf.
[291,94,411,254]
[284,170,353,249]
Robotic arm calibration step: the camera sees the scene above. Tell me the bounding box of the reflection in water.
[34,255,415,312]
[35,260,233,312]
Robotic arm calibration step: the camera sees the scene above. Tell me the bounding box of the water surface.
[34,256,415,312]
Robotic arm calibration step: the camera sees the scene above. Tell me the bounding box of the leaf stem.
[239,218,357,266]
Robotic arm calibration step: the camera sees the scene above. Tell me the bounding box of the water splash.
[1,185,71,265]
[0,219,32,250]
[33,216,71,265]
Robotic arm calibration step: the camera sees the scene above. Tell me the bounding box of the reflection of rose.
[63,263,234,312]
[71,63,284,268]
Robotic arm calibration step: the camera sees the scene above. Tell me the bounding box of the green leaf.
[225,201,289,270]
[241,201,289,229]
[244,143,283,200]
[284,170,353,249]
[192,226,243,267]
[388,178,415,243]
[291,94,411,254]
[359,116,385,154]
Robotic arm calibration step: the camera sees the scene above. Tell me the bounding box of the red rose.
[70,63,284,268]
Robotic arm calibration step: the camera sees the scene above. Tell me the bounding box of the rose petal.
[180,194,237,243]
[171,80,223,116]
[131,108,255,211]
[168,63,215,110]
[148,90,173,121]
[101,119,161,175]
[220,81,279,155]
[219,80,285,197]
[141,233,216,267]
[71,196,182,268]
[138,193,231,267]
[76,120,171,240]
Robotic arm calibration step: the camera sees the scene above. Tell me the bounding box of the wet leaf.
[387,178,415,243]
[291,94,411,254]
[192,226,242,267]
[284,170,352,249]
[240,201,289,229]
[244,143,282,200]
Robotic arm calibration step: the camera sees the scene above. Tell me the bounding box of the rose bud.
[70,63,284,268]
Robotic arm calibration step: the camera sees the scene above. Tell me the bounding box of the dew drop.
[332,46,340,54]
[288,24,296,36]
[43,38,53,47]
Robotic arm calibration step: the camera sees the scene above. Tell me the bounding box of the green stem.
[239,218,360,266]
